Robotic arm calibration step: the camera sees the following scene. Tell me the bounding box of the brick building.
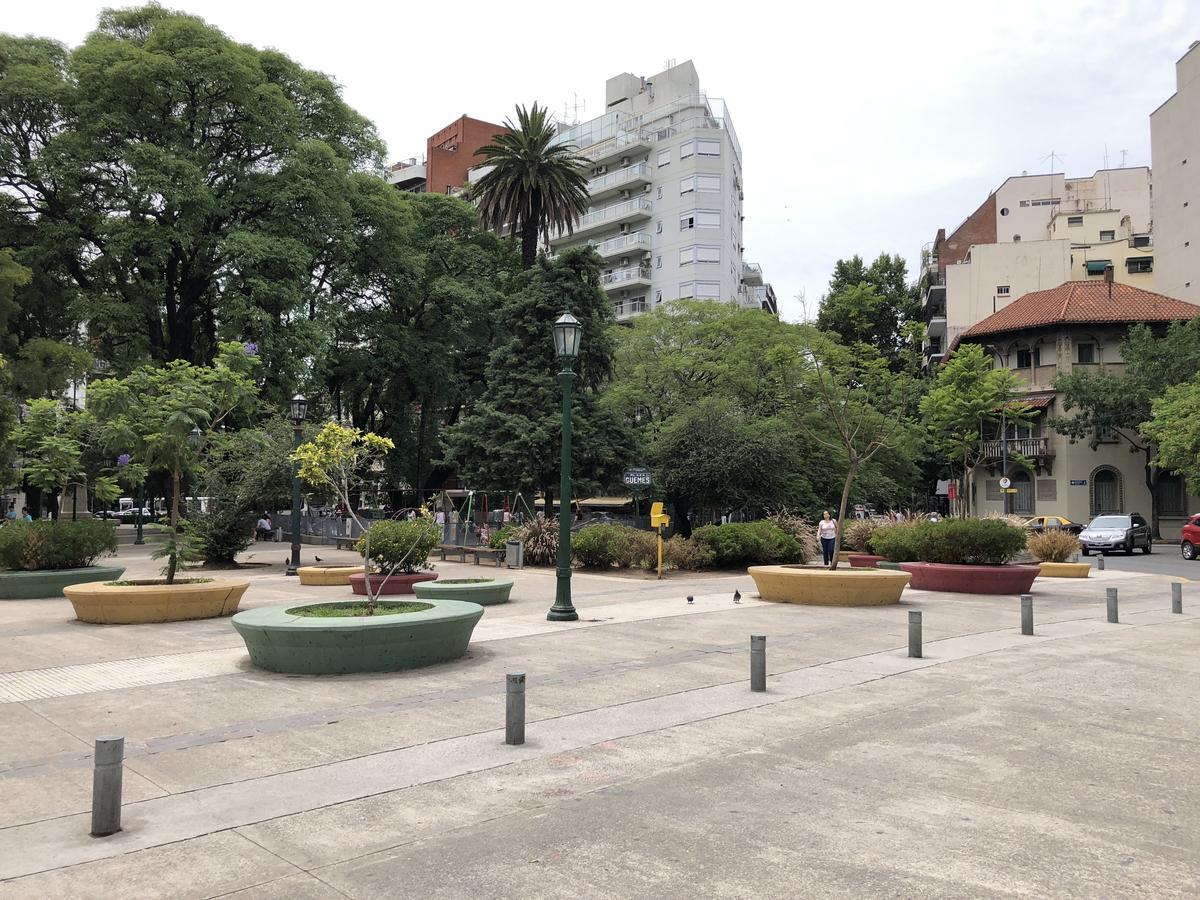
[388,115,508,196]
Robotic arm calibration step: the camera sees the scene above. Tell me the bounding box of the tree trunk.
[520,220,539,269]
[830,462,858,571]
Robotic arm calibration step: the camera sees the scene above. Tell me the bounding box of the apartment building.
[921,167,1153,365]
[546,61,776,321]
[388,115,508,196]
[1151,41,1200,303]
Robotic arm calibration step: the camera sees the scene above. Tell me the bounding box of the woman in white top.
[817,510,838,566]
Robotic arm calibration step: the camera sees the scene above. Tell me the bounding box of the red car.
[1182,514,1200,560]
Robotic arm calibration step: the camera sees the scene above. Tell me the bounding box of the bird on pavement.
[733,590,741,604]
[687,595,694,604]
[314,555,324,563]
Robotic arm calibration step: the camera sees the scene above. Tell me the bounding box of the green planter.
[0,566,126,600]
[412,578,513,606]
[231,598,485,674]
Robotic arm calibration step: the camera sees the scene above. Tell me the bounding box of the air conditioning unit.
[620,223,631,235]
[620,156,630,167]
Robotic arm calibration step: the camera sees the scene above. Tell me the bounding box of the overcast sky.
[5,1,1198,321]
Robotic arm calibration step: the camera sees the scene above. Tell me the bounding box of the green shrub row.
[568,520,802,571]
[356,515,440,573]
[868,518,1027,566]
[693,521,805,567]
[0,519,119,571]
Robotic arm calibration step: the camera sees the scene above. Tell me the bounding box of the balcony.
[576,131,651,168]
[586,162,652,202]
[551,198,653,244]
[927,315,947,339]
[388,158,426,192]
[742,262,763,286]
[980,437,1054,460]
[923,283,946,320]
[594,231,652,259]
[601,265,652,292]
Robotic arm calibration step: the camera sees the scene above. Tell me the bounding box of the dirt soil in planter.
[107,578,214,586]
[287,601,433,618]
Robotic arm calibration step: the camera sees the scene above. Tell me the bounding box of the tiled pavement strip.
[0,598,1194,882]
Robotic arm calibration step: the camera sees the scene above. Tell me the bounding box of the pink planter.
[349,572,439,596]
[899,562,1039,595]
[848,554,886,568]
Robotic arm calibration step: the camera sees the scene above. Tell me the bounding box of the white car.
[1079,513,1152,555]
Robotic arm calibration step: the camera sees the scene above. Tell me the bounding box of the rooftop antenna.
[561,93,585,125]
[664,57,676,70]
[1042,150,1065,229]
[1119,149,1128,168]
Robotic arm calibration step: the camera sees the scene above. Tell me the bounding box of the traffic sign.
[999,476,1012,489]
[623,467,652,487]
[1001,488,1019,493]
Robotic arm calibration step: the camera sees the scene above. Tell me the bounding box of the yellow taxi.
[1022,515,1084,535]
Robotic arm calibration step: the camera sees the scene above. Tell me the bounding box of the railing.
[601,265,652,287]
[594,231,651,256]
[586,162,651,195]
[577,197,653,230]
[979,437,1053,458]
[577,130,648,163]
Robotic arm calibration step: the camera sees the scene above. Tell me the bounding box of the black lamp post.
[547,313,581,622]
[286,394,307,576]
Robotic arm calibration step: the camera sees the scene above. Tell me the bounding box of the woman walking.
[818,510,838,567]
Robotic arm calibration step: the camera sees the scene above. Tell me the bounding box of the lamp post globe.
[548,313,581,622]
[287,394,307,576]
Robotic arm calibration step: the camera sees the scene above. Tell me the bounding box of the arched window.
[1091,466,1122,517]
[1012,469,1034,515]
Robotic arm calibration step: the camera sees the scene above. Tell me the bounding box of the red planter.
[349,572,439,596]
[848,554,886,568]
[899,562,1039,595]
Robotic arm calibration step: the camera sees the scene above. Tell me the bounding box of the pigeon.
[686,595,694,604]
[314,555,324,563]
[733,590,742,604]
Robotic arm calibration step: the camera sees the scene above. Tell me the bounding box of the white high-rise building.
[548,61,777,320]
[1151,41,1200,304]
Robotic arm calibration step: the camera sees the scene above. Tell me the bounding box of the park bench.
[334,537,357,551]
[469,547,506,567]
[437,544,469,562]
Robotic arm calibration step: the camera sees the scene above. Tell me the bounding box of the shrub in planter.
[1028,530,1081,563]
[767,512,815,564]
[515,516,558,566]
[488,524,518,549]
[693,521,802,567]
[0,519,118,571]
[912,518,1027,566]
[572,524,628,568]
[662,535,716,570]
[356,515,440,573]
[843,518,885,552]
[868,523,922,562]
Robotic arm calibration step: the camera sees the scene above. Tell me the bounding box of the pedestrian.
[818,510,838,566]
[20,506,32,522]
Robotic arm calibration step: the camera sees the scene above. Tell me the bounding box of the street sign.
[999,476,1012,489]
[623,467,652,488]
[1001,488,1019,494]
[1070,479,1088,486]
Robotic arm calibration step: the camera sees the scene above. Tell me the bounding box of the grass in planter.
[106,578,215,586]
[436,579,495,585]
[288,601,434,618]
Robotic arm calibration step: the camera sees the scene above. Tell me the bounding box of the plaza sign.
[623,467,652,488]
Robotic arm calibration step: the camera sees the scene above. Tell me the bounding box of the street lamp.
[548,313,582,622]
[286,394,308,576]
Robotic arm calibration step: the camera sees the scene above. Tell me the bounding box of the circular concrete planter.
[413,578,513,605]
[63,578,249,624]
[835,551,854,564]
[231,598,485,674]
[899,562,1040,595]
[0,565,126,600]
[847,554,886,569]
[349,571,439,596]
[297,566,360,586]
[748,565,911,606]
[1036,561,1091,579]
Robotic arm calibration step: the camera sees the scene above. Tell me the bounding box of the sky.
[4,0,1198,322]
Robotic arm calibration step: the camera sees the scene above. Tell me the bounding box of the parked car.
[117,507,153,525]
[1180,513,1200,560]
[1022,515,1084,535]
[1079,513,1152,555]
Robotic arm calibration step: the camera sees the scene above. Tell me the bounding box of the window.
[657,149,671,167]
[1132,234,1151,248]
[679,247,694,265]
[1068,215,1084,226]
[696,174,720,192]
[1015,347,1040,368]
[695,281,721,299]
[1099,229,1115,241]
[655,255,662,269]
[1084,260,1112,276]
[655,221,663,234]
[996,285,1010,296]
[680,176,694,195]
[1077,343,1096,364]
[629,297,647,314]
[697,210,720,228]
[697,246,720,264]
[1000,207,1009,216]
[656,186,663,199]
[655,290,662,304]
[678,282,695,298]
[696,139,721,156]
[1013,234,1022,242]
[1127,256,1153,274]
[1096,424,1118,443]
[680,141,694,160]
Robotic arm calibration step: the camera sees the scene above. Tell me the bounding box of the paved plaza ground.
[1,542,1198,898]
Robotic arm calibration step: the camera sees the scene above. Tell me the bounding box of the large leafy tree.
[472,103,590,268]
[1144,378,1200,495]
[816,253,922,371]
[0,5,382,374]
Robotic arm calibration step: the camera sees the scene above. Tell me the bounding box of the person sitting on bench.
[256,513,274,542]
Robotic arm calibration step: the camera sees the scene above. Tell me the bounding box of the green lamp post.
[286,394,307,576]
[547,312,581,622]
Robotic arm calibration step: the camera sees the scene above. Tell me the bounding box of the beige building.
[950,279,1200,531]
[1151,41,1200,303]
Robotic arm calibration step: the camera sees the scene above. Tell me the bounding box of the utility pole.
[1001,408,1010,516]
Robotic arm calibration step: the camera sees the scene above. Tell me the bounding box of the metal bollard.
[750,635,766,692]
[505,673,525,745]
[90,736,124,837]
[908,610,922,659]
[1096,555,1105,571]
[1106,587,1119,624]
[1020,593,1034,636]
[1172,582,1183,614]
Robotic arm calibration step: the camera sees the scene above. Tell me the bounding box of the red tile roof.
[957,281,1200,343]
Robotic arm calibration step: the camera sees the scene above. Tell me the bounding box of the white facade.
[1151,41,1200,304]
[994,168,1152,244]
[549,61,774,321]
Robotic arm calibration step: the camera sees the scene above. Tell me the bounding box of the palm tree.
[473,103,591,268]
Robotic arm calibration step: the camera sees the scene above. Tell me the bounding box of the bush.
[868,523,922,562]
[767,511,815,564]
[843,518,885,552]
[0,519,118,571]
[571,524,661,569]
[488,523,518,549]
[187,502,255,565]
[1027,529,1081,563]
[912,518,1027,566]
[662,535,716,570]
[693,521,803,567]
[356,515,440,573]
[516,515,558,566]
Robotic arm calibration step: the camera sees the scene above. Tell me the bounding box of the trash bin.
[506,539,524,569]
[273,526,284,543]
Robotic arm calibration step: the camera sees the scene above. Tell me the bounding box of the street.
[1086,542,1198,581]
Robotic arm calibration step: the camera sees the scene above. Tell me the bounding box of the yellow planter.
[63,579,250,624]
[748,565,911,606]
[1036,562,1091,578]
[836,551,854,563]
[297,566,361,586]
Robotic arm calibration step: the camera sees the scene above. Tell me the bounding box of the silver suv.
[1079,513,1152,555]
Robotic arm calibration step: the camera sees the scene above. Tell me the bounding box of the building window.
[696,139,721,156]
[1015,347,1040,368]
[613,299,625,317]
[697,246,720,264]
[1127,257,1153,274]
[678,282,695,299]
[1091,466,1122,517]
[696,174,720,192]
[655,255,662,269]
[657,149,671,167]
[1084,260,1112,276]
[679,247,695,265]
[997,285,1010,296]
[655,290,662,304]
[1077,343,1096,364]
[1013,234,1022,242]
[695,281,721,299]
[656,221,663,234]
[1019,200,1030,207]
[656,186,663,199]
[1068,215,1084,226]
[1132,234,1151,248]
[680,141,694,160]
[680,176,694,195]
[629,296,647,314]
[1099,229,1115,241]
[1096,424,1119,443]
[1000,207,1009,216]
[696,210,720,228]
[1156,473,1187,516]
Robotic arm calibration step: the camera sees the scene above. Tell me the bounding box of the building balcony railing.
[594,231,652,258]
[576,131,651,167]
[586,162,652,201]
[601,265,652,291]
[551,198,653,244]
[742,262,763,285]
[979,437,1054,459]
